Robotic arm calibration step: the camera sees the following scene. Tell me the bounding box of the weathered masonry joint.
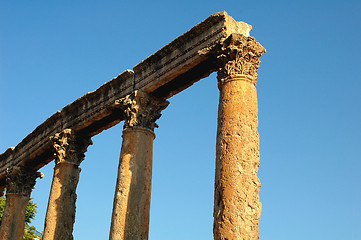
[0,11,265,240]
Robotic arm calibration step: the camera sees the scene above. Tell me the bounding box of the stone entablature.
[0,11,255,180]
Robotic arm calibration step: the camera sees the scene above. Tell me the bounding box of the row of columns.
[0,33,265,240]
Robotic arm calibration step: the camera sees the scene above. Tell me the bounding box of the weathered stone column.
[213,33,266,240]
[109,90,168,240]
[0,166,42,240]
[43,129,92,240]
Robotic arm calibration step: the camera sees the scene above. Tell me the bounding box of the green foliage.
[0,189,42,239]
[24,225,42,240]
[24,198,37,225]
[0,194,5,224]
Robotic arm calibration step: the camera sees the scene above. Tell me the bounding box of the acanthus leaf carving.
[216,34,266,86]
[115,91,169,131]
[5,166,43,196]
[50,129,93,165]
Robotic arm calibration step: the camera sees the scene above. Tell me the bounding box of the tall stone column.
[213,34,266,240]
[43,129,92,240]
[109,90,168,240]
[0,166,42,240]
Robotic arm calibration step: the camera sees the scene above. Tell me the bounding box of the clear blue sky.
[1,1,360,239]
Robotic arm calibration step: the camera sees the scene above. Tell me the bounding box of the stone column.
[109,90,168,240]
[213,34,266,240]
[43,129,92,240]
[0,166,42,240]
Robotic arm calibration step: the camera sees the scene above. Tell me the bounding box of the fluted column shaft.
[43,129,92,240]
[213,34,265,240]
[109,91,168,240]
[0,167,42,240]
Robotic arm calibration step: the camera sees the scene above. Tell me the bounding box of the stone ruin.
[0,11,265,240]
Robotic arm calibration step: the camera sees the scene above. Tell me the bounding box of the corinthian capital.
[50,129,93,165]
[5,166,43,196]
[115,91,169,131]
[216,33,266,86]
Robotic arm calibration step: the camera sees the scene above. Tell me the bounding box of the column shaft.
[109,90,168,240]
[213,33,265,240]
[0,167,42,240]
[42,162,81,240]
[214,77,261,239]
[43,129,92,240]
[0,194,30,240]
[109,128,154,240]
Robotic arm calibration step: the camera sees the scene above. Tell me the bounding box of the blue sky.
[1,1,360,239]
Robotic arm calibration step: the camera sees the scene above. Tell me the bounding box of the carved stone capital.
[50,129,93,165]
[5,166,43,196]
[216,33,266,86]
[115,91,169,131]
